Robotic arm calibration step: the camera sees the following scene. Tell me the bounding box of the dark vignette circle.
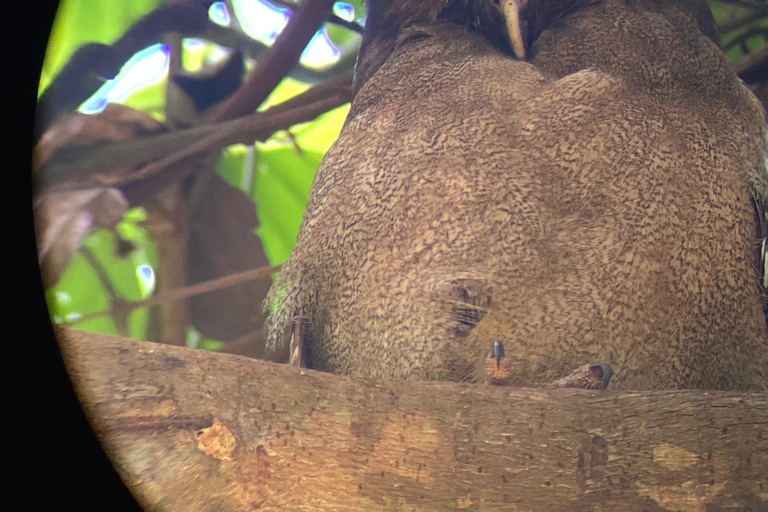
[11,1,143,511]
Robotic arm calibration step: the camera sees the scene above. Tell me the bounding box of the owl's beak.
[499,0,528,60]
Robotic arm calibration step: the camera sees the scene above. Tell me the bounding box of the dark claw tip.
[492,340,505,368]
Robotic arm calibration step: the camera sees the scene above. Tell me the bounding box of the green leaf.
[260,77,311,110]
[216,144,254,191]
[199,338,225,351]
[46,209,157,339]
[291,104,349,155]
[253,143,323,265]
[46,254,115,332]
[120,79,168,122]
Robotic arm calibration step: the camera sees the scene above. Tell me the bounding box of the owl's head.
[354,0,510,91]
[486,0,716,60]
[355,0,717,92]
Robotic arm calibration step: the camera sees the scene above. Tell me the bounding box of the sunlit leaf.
[260,76,311,109]
[199,338,225,351]
[45,212,157,338]
[216,144,254,191]
[253,143,323,265]
[120,80,167,122]
[40,0,163,94]
[291,104,349,155]
[46,254,115,331]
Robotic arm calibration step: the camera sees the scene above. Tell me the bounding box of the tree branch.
[202,22,359,85]
[59,327,768,512]
[718,4,768,36]
[206,0,339,122]
[732,40,768,75]
[268,0,364,33]
[119,72,352,204]
[35,0,360,140]
[37,72,353,195]
[64,263,282,327]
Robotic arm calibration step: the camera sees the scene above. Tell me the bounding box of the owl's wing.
[752,192,768,326]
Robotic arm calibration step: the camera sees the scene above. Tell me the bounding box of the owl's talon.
[487,340,512,385]
[547,363,613,390]
[492,340,505,368]
[289,318,306,368]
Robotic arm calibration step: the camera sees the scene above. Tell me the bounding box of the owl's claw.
[289,319,306,368]
[487,340,512,385]
[547,363,613,390]
[492,340,505,368]
[485,341,613,389]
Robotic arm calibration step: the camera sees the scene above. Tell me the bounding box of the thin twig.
[63,263,283,326]
[732,40,768,74]
[119,72,353,204]
[269,0,364,33]
[37,72,353,190]
[719,5,768,39]
[121,95,343,185]
[78,245,132,336]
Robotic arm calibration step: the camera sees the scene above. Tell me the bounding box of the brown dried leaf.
[34,187,129,287]
[187,175,270,356]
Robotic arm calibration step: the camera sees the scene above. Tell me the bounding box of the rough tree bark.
[57,327,768,512]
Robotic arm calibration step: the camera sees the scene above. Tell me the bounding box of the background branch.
[206,0,339,122]
[202,23,359,85]
[64,263,281,327]
[37,72,353,194]
[718,4,768,34]
[119,71,352,205]
[36,0,361,139]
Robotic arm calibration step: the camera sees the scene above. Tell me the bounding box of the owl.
[267,0,768,390]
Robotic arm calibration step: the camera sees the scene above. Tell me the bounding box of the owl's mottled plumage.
[267,0,768,390]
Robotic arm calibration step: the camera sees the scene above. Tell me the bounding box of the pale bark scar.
[196,418,236,460]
